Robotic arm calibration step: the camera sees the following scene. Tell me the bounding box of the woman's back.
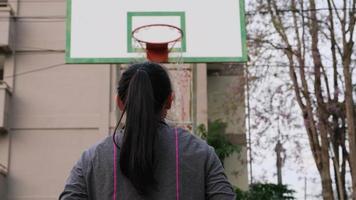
[60,62,235,199]
[59,124,236,200]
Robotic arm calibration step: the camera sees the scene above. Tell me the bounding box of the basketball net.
[131,24,184,64]
[131,24,189,130]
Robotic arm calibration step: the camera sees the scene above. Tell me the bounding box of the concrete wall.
[7,61,116,199]
[0,6,13,52]
[207,64,249,190]
[194,64,208,127]
[0,173,7,200]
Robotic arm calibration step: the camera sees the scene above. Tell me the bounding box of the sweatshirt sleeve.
[205,146,236,200]
[59,150,91,200]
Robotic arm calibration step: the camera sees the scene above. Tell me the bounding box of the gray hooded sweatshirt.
[59,124,236,200]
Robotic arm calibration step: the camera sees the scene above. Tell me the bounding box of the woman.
[59,62,236,200]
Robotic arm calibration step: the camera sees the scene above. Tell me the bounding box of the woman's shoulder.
[80,133,120,165]
[88,134,113,153]
[162,125,212,154]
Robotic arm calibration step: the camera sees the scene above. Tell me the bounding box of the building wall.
[207,64,249,190]
[7,59,116,199]
[0,125,10,200]
[0,174,6,199]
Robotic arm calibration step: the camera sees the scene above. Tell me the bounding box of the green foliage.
[197,119,241,163]
[235,187,248,199]
[235,183,296,200]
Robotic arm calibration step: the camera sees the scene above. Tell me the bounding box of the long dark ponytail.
[113,62,172,195]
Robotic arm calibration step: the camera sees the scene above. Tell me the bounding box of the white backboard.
[66,0,247,63]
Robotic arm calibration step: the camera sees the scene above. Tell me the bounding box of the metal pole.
[275,140,283,185]
[304,177,307,200]
[245,64,253,184]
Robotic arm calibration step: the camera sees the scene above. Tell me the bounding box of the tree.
[245,66,307,182]
[235,183,296,200]
[197,120,241,164]
[248,0,356,199]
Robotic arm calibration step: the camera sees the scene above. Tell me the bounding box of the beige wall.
[207,65,249,190]
[7,59,116,199]
[0,174,6,199]
[194,64,208,127]
[207,75,245,135]
[8,130,102,199]
[0,6,13,53]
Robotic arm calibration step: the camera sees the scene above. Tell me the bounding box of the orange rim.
[132,24,183,45]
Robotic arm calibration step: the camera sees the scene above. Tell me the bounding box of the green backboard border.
[65,0,248,63]
[127,11,187,53]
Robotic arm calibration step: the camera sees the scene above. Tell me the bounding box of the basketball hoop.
[132,24,183,63]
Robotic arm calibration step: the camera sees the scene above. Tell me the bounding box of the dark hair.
[113,62,172,195]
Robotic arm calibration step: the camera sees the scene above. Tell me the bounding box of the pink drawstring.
[113,142,117,200]
[175,128,180,200]
[113,128,180,200]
